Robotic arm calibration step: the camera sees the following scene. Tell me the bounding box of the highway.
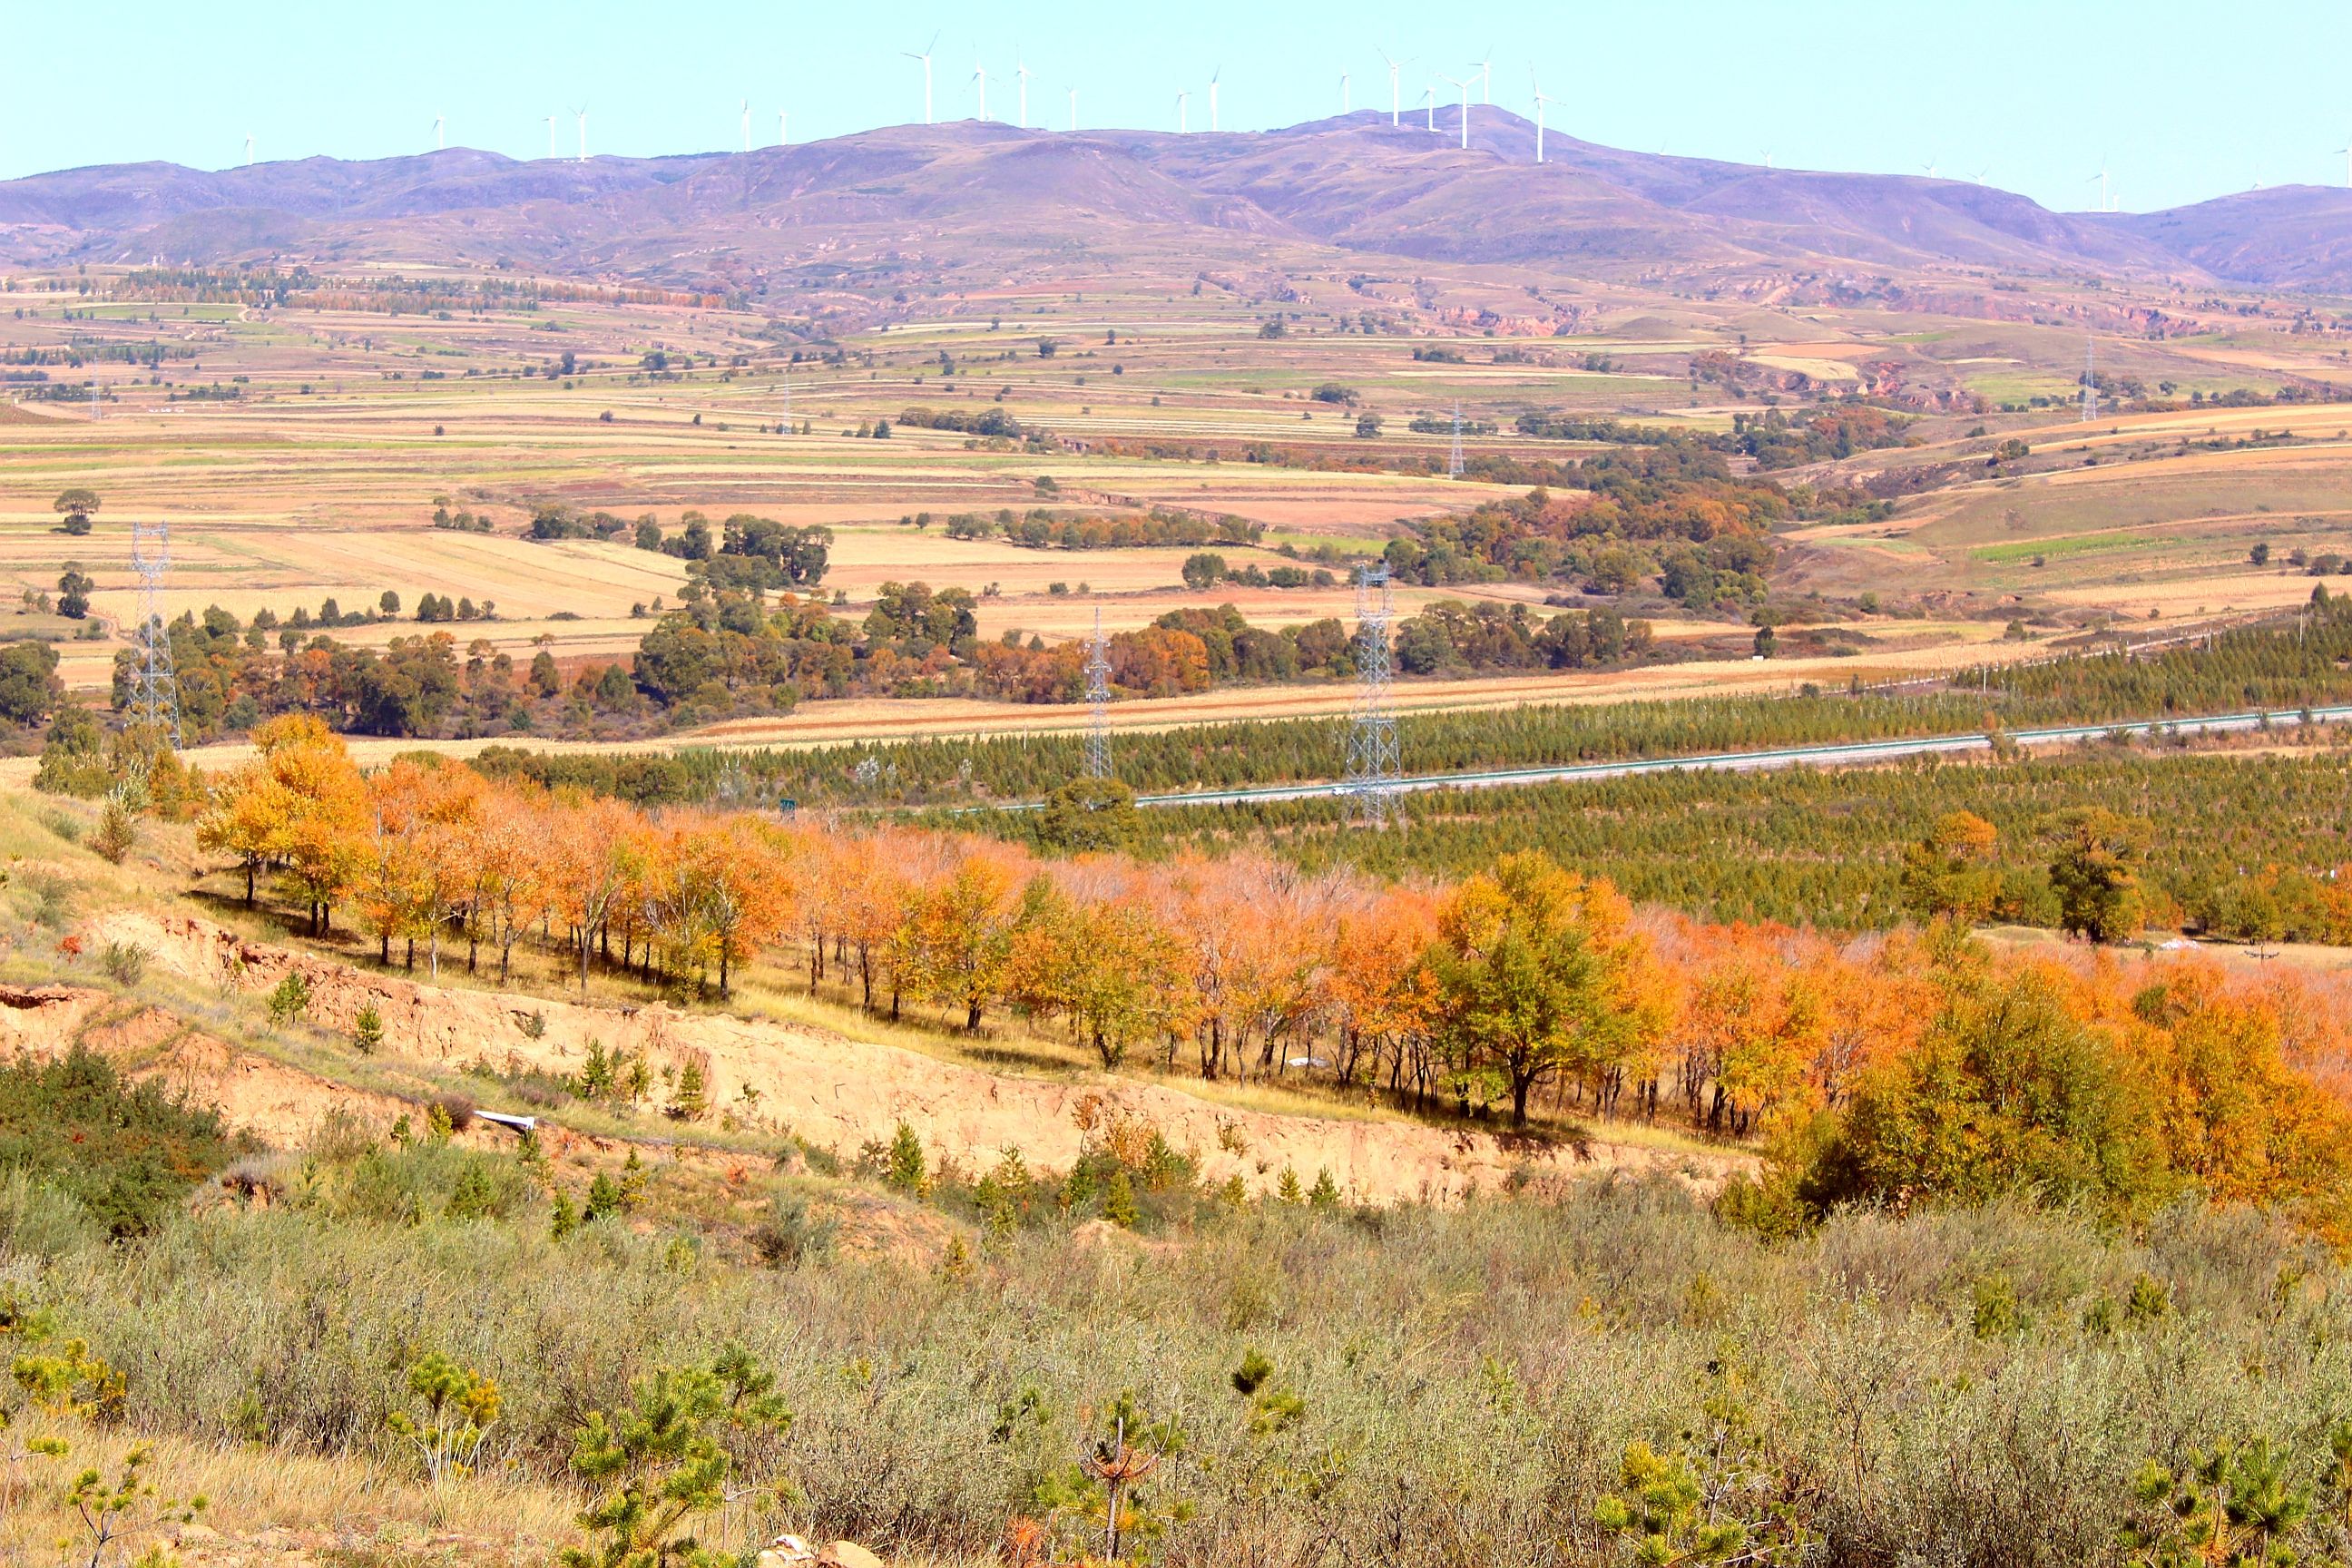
[1082,702,2352,812]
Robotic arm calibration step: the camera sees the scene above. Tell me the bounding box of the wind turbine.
[779,109,789,146]
[1377,49,1404,127]
[545,115,556,160]
[1971,165,1990,184]
[1177,88,1190,133]
[1530,70,1558,164]
[573,106,589,163]
[904,32,940,125]
[2089,160,2112,212]
[740,100,750,152]
[973,58,988,121]
[1209,68,1221,132]
[1438,73,1472,149]
[1067,85,1078,132]
[1922,154,1939,179]
[1473,46,1494,104]
[434,113,446,151]
[244,132,254,166]
[1760,149,1774,169]
[1421,84,1436,134]
[1015,55,1033,128]
[1341,72,1350,114]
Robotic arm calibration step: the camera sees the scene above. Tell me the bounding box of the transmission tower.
[1446,401,1465,478]
[129,518,181,748]
[2080,332,2097,424]
[1342,563,1402,827]
[1082,605,1112,780]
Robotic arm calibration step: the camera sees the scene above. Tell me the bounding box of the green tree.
[1899,809,2002,924]
[1426,851,1669,1126]
[57,564,94,621]
[559,1347,791,1568]
[1036,777,1137,854]
[386,1354,503,1492]
[2046,807,2151,943]
[0,641,63,727]
[53,487,99,535]
[2124,1438,2309,1568]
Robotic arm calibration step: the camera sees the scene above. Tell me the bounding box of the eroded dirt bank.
[69,910,1749,1203]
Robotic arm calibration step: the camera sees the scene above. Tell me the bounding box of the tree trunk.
[245,865,256,905]
[965,999,983,1033]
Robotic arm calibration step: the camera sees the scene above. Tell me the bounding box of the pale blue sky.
[5,2,2346,215]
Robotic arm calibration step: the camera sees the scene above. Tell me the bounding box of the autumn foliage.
[190,726,2352,1231]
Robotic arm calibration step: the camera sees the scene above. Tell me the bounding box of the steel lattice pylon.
[2080,332,2098,424]
[1447,400,1465,478]
[1342,563,1401,827]
[129,518,181,748]
[1082,606,1112,780]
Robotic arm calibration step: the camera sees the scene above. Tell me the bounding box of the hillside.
[5,112,2343,291]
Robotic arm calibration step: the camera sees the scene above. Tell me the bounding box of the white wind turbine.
[1340,72,1350,114]
[435,113,446,151]
[2089,159,2112,212]
[779,109,789,146]
[1530,70,1558,164]
[1760,149,1774,169]
[740,100,751,152]
[1474,46,1494,103]
[1066,86,1078,132]
[544,115,556,160]
[1421,84,1436,133]
[904,32,940,125]
[1922,153,1940,178]
[1438,72,1472,149]
[1176,88,1190,133]
[244,132,255,165]
[972,58,988,120]
[1377,49,1404,127]
[1209,68,1221,132]
[1015,54,1032,128]
[573,106,589,162]
[1971,165,1990,184]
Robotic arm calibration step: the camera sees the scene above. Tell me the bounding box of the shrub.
[99,942,147,986]
[265,971,311,1025]
[0,1046,240,1236]
[749,1195,838,1268]
[352,1002,383,1055]
[89,792,136,864]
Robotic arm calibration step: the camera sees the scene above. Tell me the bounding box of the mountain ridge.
[4,113,2347,293]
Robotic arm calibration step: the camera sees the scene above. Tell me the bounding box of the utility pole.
[1343,563,1401,827]
[1083,606,1112,780]
[130,518,182,748]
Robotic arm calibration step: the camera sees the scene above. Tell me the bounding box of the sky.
[5,1,2348,215]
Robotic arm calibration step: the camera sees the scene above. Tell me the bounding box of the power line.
[129,517,181,748]
[1082,604,1112,780]
[1342,562,1401,827]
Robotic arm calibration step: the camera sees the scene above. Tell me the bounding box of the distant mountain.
[2113,184,2352,292]
[2,113,2343,294]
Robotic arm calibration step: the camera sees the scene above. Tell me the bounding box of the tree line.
[171,714,2352,1235]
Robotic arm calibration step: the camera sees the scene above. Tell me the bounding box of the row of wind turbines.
[228,55,2352,207]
